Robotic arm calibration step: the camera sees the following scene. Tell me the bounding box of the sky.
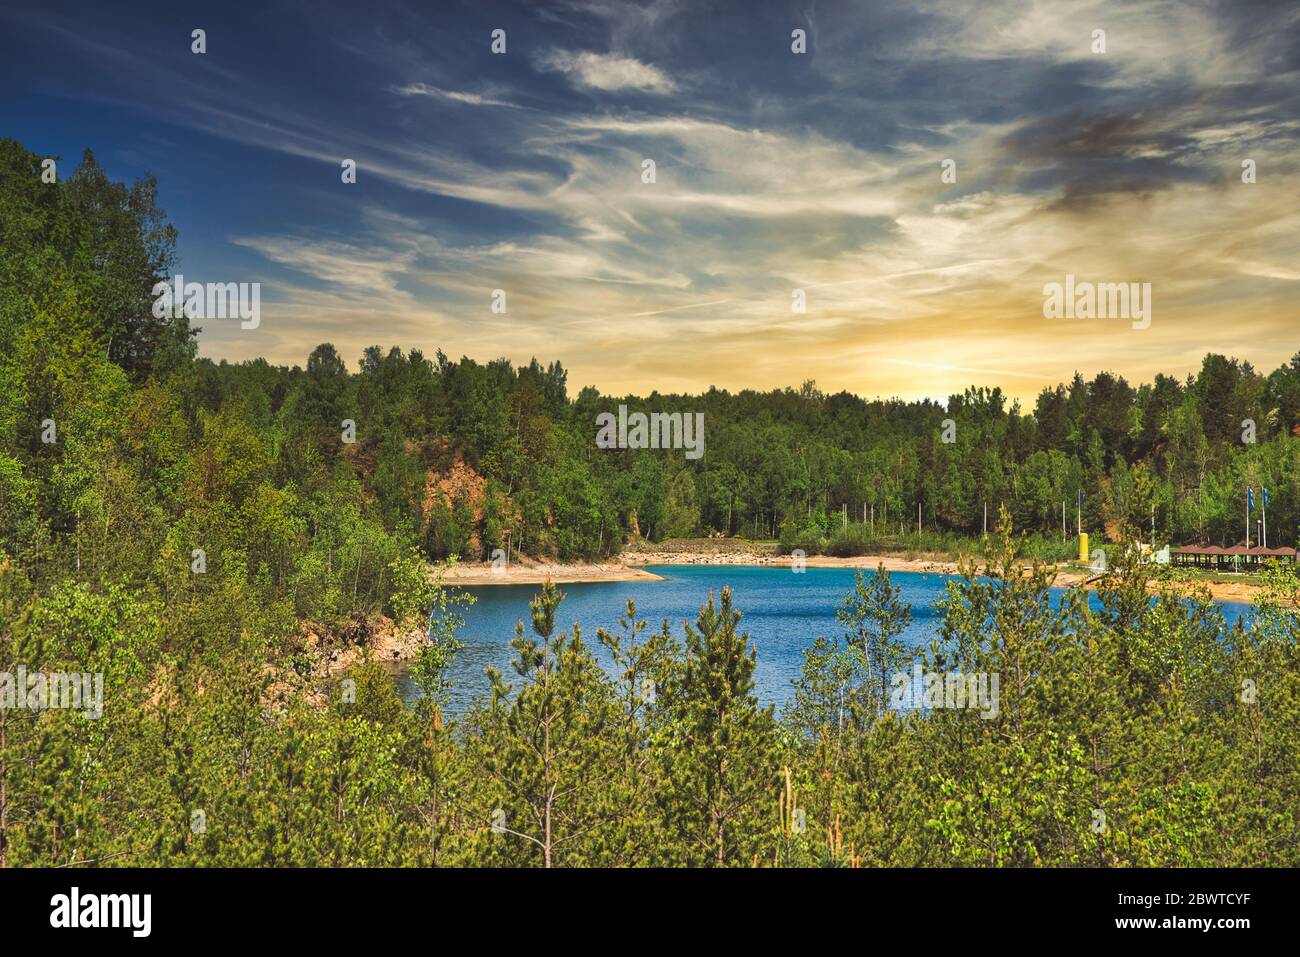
[2,0,1298,404]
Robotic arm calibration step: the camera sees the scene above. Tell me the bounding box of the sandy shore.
[1053,569,1269,606]
[439,549,970,586]
[439,560,665,586]
[439,543,965,586]
[626,549,964,575]
[440,546,1272,606]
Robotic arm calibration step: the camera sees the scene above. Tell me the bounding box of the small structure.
[1171,543,1299,571]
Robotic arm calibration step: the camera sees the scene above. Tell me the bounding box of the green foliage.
[655,588,779,866]
[836,566,913,714]
[2,136,1299,869]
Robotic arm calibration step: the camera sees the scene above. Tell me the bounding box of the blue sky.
[2,0,1298,401]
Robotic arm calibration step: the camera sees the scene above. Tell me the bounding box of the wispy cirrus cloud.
[7,0,1298,400]
[535,49,676,93]
[390,83,524,109]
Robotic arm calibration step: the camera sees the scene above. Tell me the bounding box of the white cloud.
[45,0,1295,399]
[536,49,675,93]
[390,83,521,109]
[229,235,418,299]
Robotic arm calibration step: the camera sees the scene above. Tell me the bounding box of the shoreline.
[439,548,1272,606]
[300,551,1274,684]
[439,560,666,586]
[437,548,963,586]
[627,550,964,575]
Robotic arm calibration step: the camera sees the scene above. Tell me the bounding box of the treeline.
[183,348,1300,563]
[5,137,1300,577]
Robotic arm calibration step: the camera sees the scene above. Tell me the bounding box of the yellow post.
[1078,532,1089,563]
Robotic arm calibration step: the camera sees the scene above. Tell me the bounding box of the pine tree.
[476,581,617,866]
[658,587,778,866]
[836,564,913,717]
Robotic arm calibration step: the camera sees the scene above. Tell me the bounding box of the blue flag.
[1263,487,1270,507]
[1248,487,1255,511]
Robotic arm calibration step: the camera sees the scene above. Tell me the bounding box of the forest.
[8,136,1297,567]
[1,138,1297,867]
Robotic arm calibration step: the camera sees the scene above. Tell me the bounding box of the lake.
[394,564,1255,713]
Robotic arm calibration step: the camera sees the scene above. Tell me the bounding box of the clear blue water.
[396,565,1254,713]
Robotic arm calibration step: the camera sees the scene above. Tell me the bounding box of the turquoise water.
[397,565,1254,713]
